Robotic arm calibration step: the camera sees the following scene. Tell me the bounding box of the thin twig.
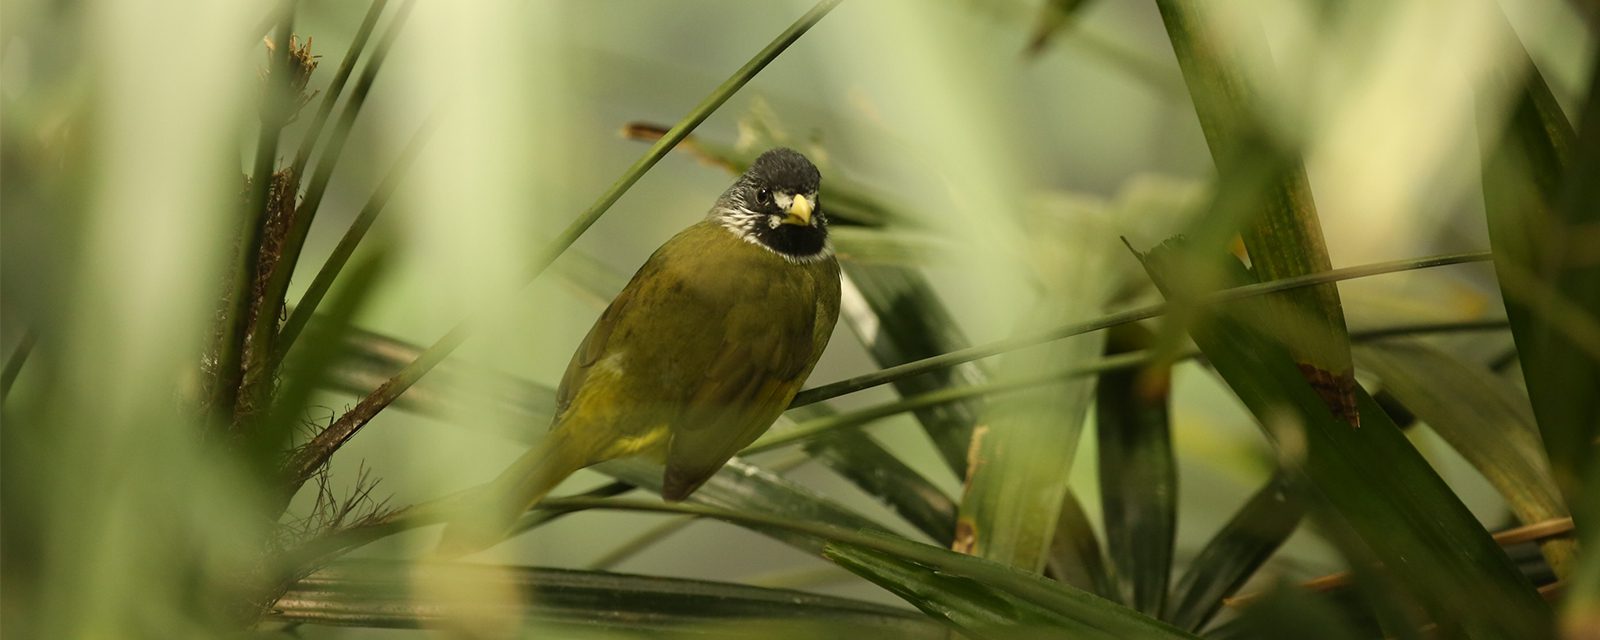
[279,0,845,498]
[790,251,1493,408]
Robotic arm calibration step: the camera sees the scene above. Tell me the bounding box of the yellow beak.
[782,194,814,226]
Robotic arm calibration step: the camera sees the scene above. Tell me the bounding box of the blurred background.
[3,0,1595,637]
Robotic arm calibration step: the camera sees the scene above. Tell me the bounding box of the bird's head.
[711,147,830,263]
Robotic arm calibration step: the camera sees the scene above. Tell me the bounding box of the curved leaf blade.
[1097,326,1177,615]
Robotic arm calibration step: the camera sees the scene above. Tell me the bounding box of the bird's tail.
[435,434,584,557]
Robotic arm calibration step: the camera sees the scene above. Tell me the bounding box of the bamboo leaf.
[1154,0,1358,427]
[1096,325,1176,616]
[1475,8,1599,543]
[1134,241,1551,639]
[1354,340,1574,576]
[1164,474,1302,632]
[271,560,944,638]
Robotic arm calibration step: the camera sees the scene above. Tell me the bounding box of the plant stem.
[790,251,1491,408]
[211,13,295,424]
[280,0,845,498]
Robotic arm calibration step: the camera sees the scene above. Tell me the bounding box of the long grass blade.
[1154,0,1358,427]
[281,0,845,495]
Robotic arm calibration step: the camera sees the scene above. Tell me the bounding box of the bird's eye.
[756,187,772,205]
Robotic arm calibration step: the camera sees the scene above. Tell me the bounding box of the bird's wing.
[661,267,823,500]
[552,257,660,424]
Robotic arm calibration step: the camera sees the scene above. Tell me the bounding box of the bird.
[439,147,841,554]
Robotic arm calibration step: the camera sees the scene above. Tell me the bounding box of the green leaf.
[272,560,945,638]
[1164,474,1302,632]
[1154,0,1358,428]
[1135,241,1551,639]
[1475,3,1598,527]
[1096,325,1176,616]
[1354,340,1574,576]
